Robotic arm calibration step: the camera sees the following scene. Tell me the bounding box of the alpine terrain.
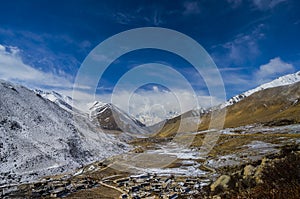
[1,71,300,199]
[0,80,128,186]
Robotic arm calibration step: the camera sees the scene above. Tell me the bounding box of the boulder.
[243,165,256,179]
[210,175,231,192]
[254,157,269,184]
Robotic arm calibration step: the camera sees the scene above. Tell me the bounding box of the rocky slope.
[0,80,128,185]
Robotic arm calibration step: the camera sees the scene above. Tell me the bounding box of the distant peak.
[89,101,108,110]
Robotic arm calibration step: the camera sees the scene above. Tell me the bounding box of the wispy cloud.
[151,9,164,26]
[183,1,201,15]
[220,57,295,97]
[212,24,265,66]
[113,12,137,25]
[0,28,85,76]
[255,57,294,83]
[227,0,242,9]
[251,0,288,10]
[0,44,74,89]
[113,8,164,26]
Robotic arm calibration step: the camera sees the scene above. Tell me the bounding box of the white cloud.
[252,0,287,10]
[256,57,294,82]
[0,44,224,123]
[61,88,223,125]
[0,44,74,89]
[152,85,159,92]
[0,44,5,51]
[108,89,222,125]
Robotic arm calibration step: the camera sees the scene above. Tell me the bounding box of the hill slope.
[222,71,300,107]
[157,73,300,137]
[0,80,128,185]
[201,81,300,129]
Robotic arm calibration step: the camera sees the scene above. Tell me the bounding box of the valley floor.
[1,124,300,199]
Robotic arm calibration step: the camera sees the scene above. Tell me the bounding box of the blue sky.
[0,0,300,112]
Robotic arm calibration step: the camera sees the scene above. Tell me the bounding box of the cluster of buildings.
[1,162,211,199]
[28,177,98,198]
[112,173,210,199]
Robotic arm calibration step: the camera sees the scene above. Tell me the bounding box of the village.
[110,173,210,199]
[0,159,212,199]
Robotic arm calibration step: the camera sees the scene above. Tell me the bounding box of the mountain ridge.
[222,71,300,108]
[156,72,300,137]
[0,80,128,185]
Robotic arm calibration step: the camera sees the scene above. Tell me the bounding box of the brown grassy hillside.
[156,82,300,138]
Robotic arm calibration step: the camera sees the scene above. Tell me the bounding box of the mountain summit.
[89,101,149,136]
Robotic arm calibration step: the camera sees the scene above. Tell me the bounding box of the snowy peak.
[245,71,300,95]
[89,101,148,135]
[34,89,74,112]
[89,100,107,109]
[89,101,109,115]
[223,71,300,107]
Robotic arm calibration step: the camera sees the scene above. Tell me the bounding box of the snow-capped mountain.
[89,101,149,135]
[134,110,180,126]
[34,89,74,112]
[222,71,300,108]
[0,80,128,185]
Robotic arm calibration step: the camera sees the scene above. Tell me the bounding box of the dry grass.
[66,185,121,199]
[155,82,300,138]
[156,102,300,138]
[234,147,300,199]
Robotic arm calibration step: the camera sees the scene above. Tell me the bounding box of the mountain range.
[1,71,300,186]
